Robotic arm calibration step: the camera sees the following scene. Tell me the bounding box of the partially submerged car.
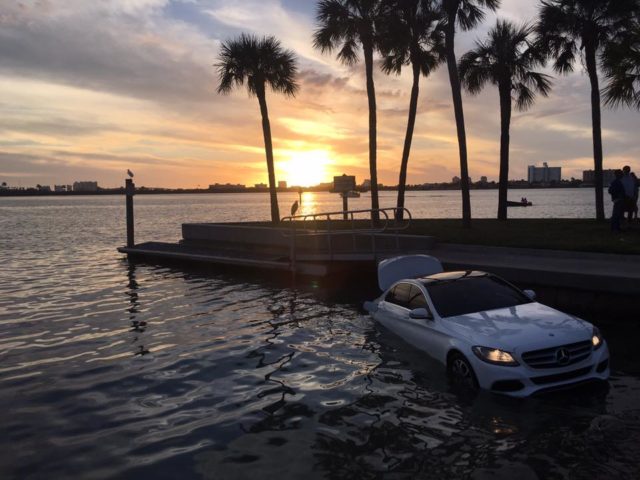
[364,255,610,397]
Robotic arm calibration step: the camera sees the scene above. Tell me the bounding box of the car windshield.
[423,275,532,318]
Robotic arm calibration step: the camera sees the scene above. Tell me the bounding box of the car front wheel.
[448,353,479,391]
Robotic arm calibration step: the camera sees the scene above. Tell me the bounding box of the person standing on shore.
[608,169,625,232]
[630,172,639,221]
[621,166,637,223]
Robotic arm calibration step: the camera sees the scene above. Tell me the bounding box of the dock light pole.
[125,178,135,247]
[333,174,356,221]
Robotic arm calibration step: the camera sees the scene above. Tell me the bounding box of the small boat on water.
[507,199,532,207]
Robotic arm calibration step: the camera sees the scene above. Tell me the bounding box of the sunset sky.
[1,0,638,189]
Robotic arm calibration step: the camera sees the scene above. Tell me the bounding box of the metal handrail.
[280,207,413,271]
[280,207,412,236]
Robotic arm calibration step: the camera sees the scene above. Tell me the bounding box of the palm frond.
[460,18,552,110]
[215,33,299,98]
[376,0,444,77]
[522,71,553,98]
[553,44,577,73]
[536,0,639,76]
[514,83,536,111]
[601,21,640,109]
[459,45,493,95]
[314,0,378,65]
[603,74,640,109]
[457,2,484,31]
[337,36,360,65]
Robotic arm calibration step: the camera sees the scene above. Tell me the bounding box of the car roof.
[419,270,489,285]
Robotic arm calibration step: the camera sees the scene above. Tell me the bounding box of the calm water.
[1,191,639,479]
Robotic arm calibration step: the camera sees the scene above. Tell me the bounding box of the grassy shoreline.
[404,219,639,255]
[265,219,640,255]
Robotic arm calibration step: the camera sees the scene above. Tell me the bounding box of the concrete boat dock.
[119,221,640,300]
[118,221,437,276]
[432,243,640,296]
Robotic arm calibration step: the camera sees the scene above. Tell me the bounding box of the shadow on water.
[126,264,150,356]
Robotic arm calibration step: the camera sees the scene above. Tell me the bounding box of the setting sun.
[279,149,334,187]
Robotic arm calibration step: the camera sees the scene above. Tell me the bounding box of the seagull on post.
[291,200,299,216]
[127,169,134,178]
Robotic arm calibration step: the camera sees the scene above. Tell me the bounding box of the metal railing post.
[350,211,356,252]
[289,219,297,273]
[326,214,333,260]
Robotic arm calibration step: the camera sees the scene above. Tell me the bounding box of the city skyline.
[1,0,639,188]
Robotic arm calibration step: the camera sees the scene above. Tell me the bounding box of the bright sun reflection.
[279,149,332,187]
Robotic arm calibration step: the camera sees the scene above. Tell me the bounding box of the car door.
[376,282,411,331]
[398,284,446,360]
[378,283,442,360]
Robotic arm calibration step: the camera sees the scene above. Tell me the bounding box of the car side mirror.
[409,308,432,320]
[523,289,536,301]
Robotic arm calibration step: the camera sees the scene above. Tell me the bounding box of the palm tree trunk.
[445,15,471,228]
[498,81,512,221]
[396,61,421,221]
[257,89,280,223]
[585,42,605,221]
[363,41,380,224]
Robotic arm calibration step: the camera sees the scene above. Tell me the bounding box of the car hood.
[441,302,592,353]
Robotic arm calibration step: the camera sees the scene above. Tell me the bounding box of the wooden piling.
[125,178,135,247]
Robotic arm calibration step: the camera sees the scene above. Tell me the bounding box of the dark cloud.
[298,69,349,89]
[0,117,122,137]
[0,14,217,111]
[50,150,189,167]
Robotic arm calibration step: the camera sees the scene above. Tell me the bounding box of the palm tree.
[314,0,382,223]
[441,0,500,228]
[216,34,299,223]
[602,20,640,110]
[459,20,552,220]
[377,0,445,220]
[536,0,637,221]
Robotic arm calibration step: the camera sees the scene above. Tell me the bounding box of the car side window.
[385,282,411,308]
[408,285,429,311]
[385,286,396,303]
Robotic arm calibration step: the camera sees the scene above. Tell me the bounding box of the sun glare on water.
[279,149,333,187]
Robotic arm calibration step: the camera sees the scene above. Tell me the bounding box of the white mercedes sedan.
[364,256,610,397]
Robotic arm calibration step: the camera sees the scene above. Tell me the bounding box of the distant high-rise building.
[278,180,287,189]
[54,185,67,192]
[452,176,461,184]
[73,181,98,192]
[254,183,268,189]
[480,176,488,184]
[583,169,617,186]
[527,163,561,184]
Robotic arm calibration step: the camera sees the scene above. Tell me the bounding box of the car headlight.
[592,327,603,350]
[472,346,519,366]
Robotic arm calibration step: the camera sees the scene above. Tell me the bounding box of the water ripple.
[1,195,639,479]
